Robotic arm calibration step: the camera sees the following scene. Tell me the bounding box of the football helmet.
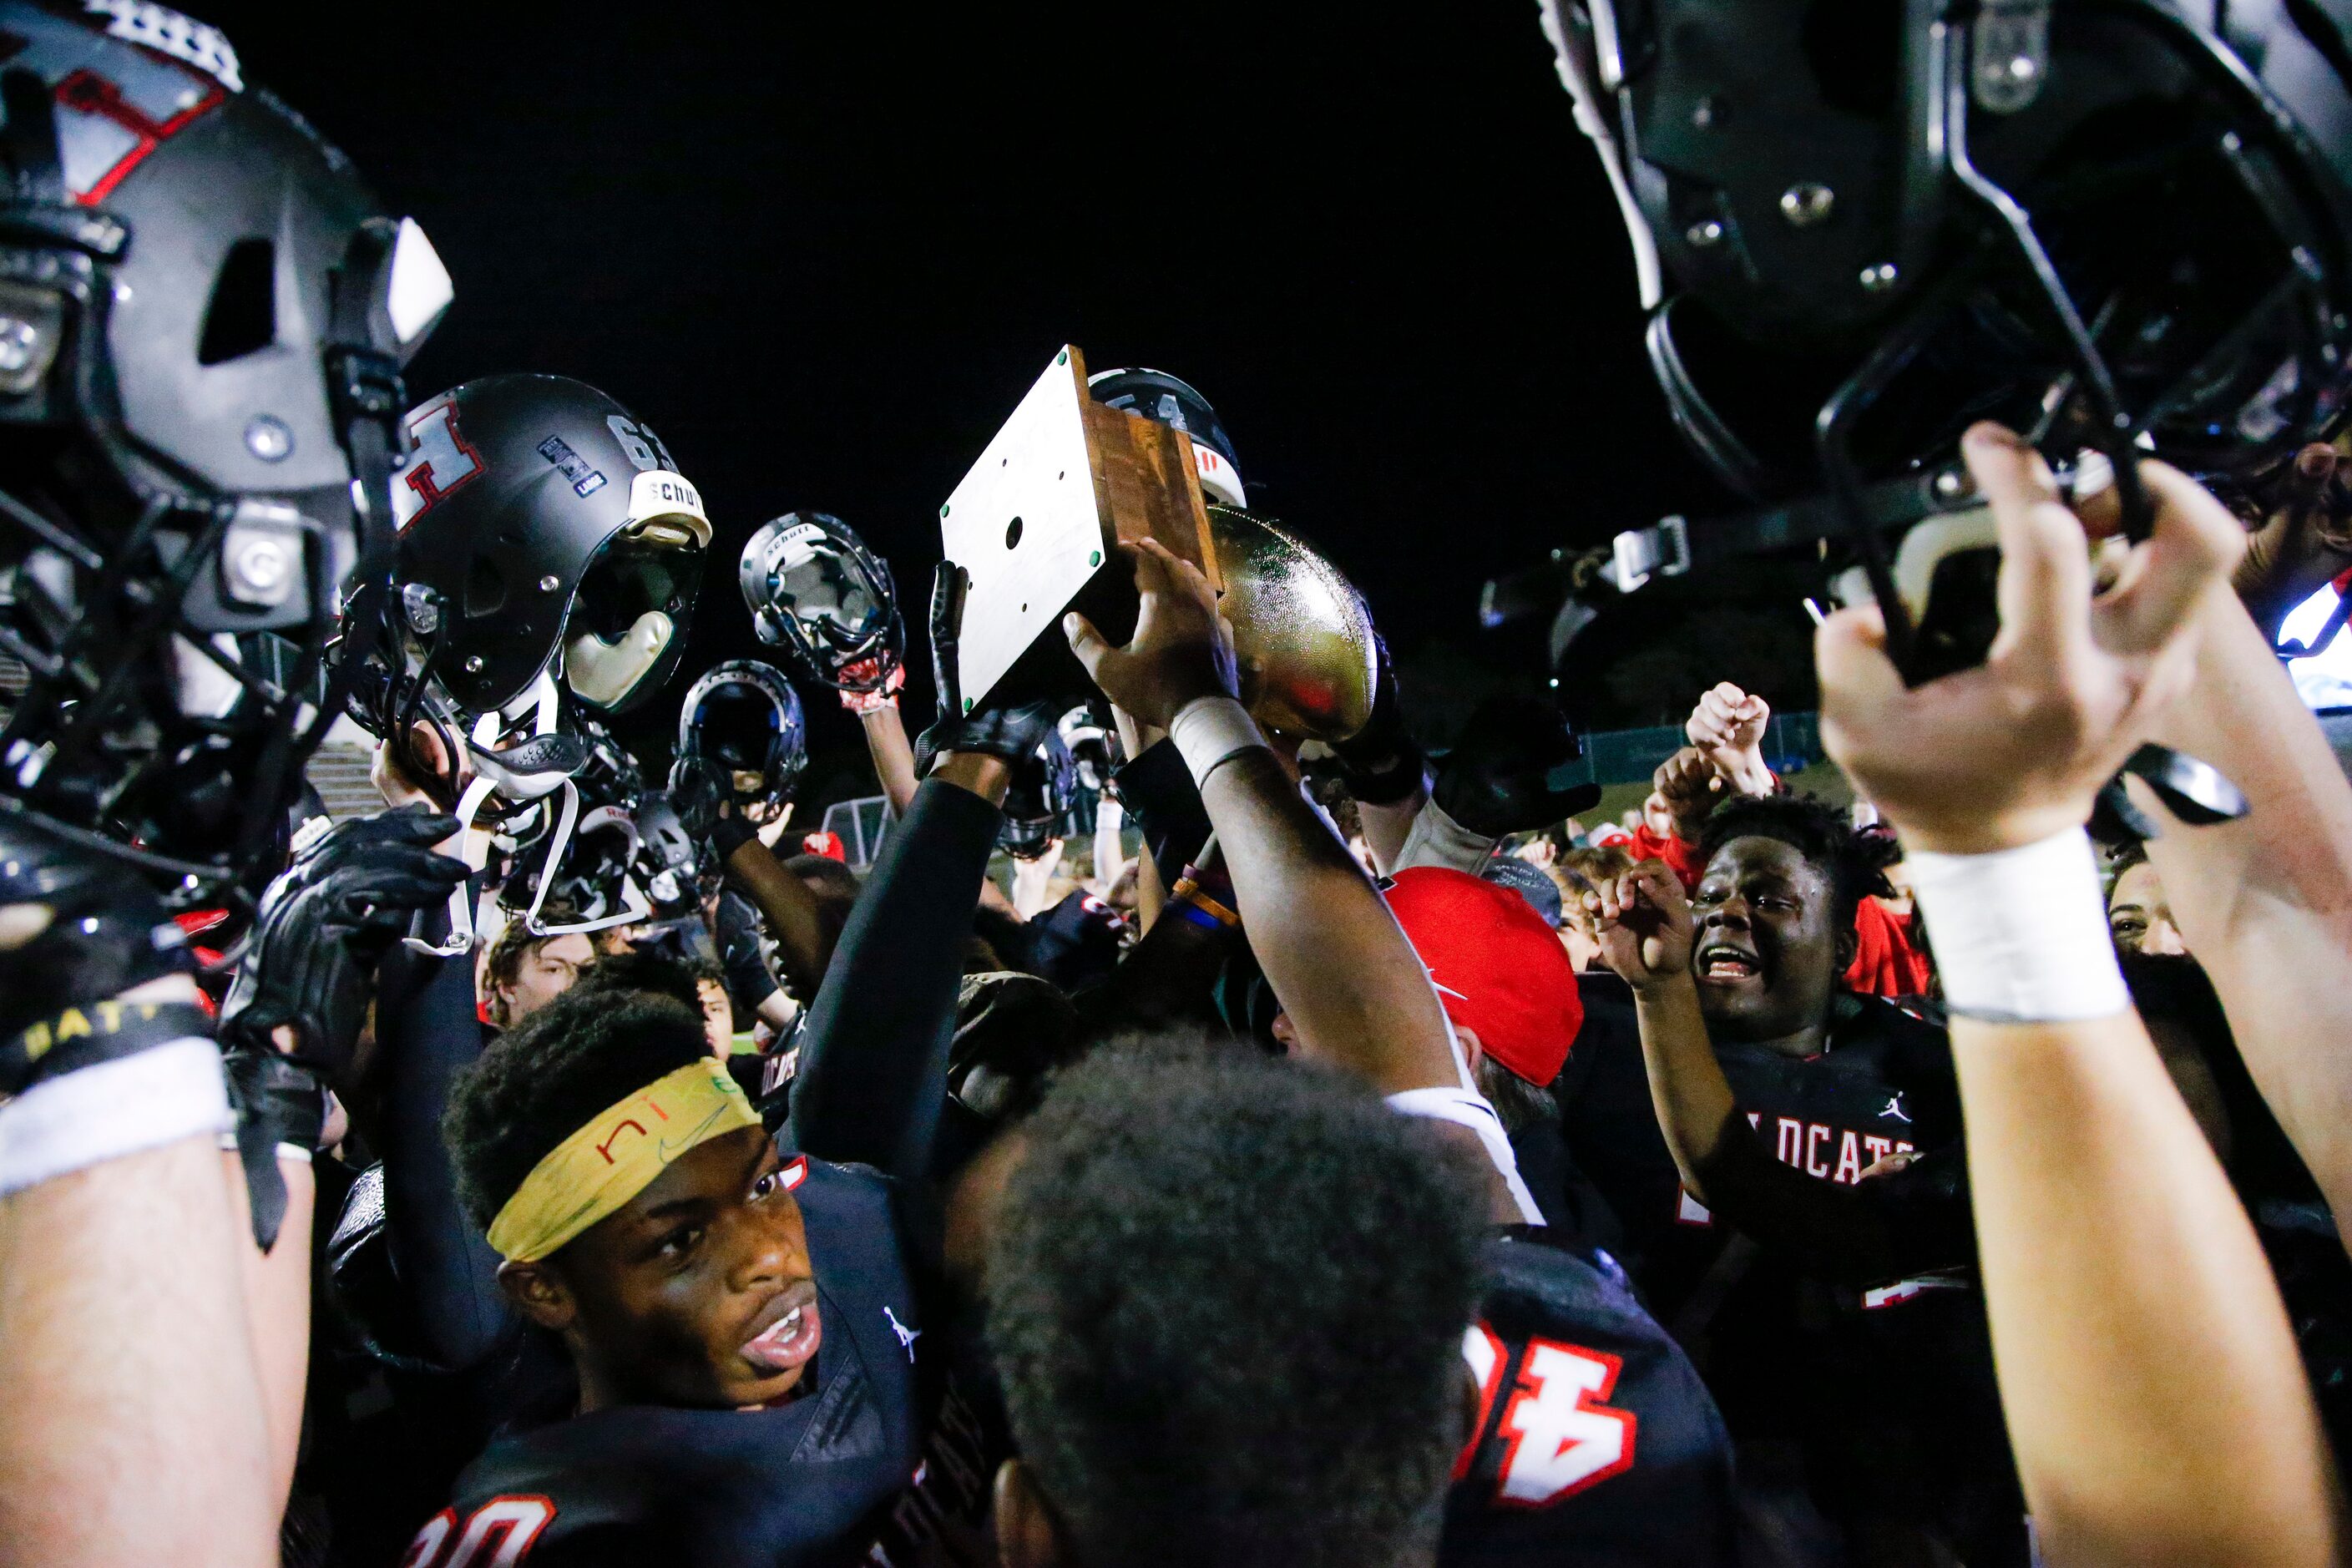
[674,659,807,812]
[999,726,1076,862]
[1086,366,1247,508]
[0,1,448,896]
[739,509,903,695]
[1537,0,2352,675]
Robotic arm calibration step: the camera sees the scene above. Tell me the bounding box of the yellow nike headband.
[487,1060,762,1262]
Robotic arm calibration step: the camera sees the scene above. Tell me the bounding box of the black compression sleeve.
[788,778,1000,1181]
[1109,739,1211,888]
[716,891,781,1014]
[376,896,512,1369]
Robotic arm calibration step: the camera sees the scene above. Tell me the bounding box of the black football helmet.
[1536,0,2352,675]
[673,660,807,812]
[384,373,709,717]
[0,2,448,896]
[999,726,1076,861]
[630,789,703,916]
[494,714,651,938]
[738,510,903,694]
[1086,367,1248,507]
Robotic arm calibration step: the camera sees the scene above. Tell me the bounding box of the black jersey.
[1443,1228,1738,1567]
[1558,978,1961,1307]
[402,1156,999,1568]
[1555,979,2022,1560]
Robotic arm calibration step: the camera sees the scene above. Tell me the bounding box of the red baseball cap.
[1384,867,1584,1087]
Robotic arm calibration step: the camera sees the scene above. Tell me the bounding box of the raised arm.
[0,839,276,1568]
[2132,562,2352,1247]
[715,822,832,1002]
[1816,423,2335,1567]
[1067,541,1459,1096]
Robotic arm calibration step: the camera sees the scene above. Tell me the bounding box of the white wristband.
[1905,827,2130,1024]
[0,1037,235,1196]
[1169,695,1267,787]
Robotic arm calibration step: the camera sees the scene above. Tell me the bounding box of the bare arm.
[2136,577,2352,1242]
[0,971,276,1568]
[1816,423,2338,1565]
[1067,542,1457,1096]
[1952,1008,2331,1565]
[860,702,919,819]
[228,1145,314,1512]
[0,1136,278,1568]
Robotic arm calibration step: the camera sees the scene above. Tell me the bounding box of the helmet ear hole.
[197,238,276,366]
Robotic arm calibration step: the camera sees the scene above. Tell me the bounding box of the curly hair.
[443,989,711,1233]
[479,918,579,1028]
[989,1045,1488,1568]
[1696,792,1888,936]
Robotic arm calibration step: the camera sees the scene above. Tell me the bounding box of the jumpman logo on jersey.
[1880,1094,1912,1124]
[884,1305,920,1363]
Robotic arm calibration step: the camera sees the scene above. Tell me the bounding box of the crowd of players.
[7,3,2352,1566]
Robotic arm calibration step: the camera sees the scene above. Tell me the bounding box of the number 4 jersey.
[1443,1227,1738,1567]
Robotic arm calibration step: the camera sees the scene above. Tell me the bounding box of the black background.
[210,3,1803,793]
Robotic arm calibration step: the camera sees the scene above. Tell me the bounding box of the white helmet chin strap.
[401,669,574,959]
[522,791,652,937]
[402,770,497,958]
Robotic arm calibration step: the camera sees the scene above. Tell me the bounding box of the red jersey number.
[1467,1330,1640,1508]
[401,1495,555,1568]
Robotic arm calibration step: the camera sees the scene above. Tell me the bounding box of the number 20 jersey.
[1442,1227,1739,1568]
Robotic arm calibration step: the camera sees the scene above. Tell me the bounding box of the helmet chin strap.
[402,771,496,958]
[520,785,652,936]
[402,668,574,958]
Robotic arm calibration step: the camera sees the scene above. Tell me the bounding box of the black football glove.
[218,806,466,1078]
[913,560,1062,776]
[216,806,463,1249]
[1431,693,1604,837]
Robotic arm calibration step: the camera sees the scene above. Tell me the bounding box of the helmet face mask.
[674,660,807,813]
[0,3,448,898]
[1000,728,1076,862]
[738,511,902,692]
[494,715,650,938]
[1542,0,2352,675]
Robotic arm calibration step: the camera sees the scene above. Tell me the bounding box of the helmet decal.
[395,395,485,528]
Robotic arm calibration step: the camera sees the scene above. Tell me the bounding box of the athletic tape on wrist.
[0,1036,233,1196]
[1169,695,1267,788]
[1905,827,2130,1024]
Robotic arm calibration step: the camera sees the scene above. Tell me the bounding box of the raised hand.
[218,806,468,1080]
[1652,745,1721,842]
[1585,859,1696,989]
[1686,681,1773,797]
[1817,422,2243,854]
[1063,539,1240,730]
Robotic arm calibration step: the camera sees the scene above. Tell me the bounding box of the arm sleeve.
[716,891,782,1014]
[374,894,512,1370]
[1109,740,1211,888]
[788,779,1002,1181]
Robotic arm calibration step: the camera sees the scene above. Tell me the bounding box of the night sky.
[208,3,1793,797]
